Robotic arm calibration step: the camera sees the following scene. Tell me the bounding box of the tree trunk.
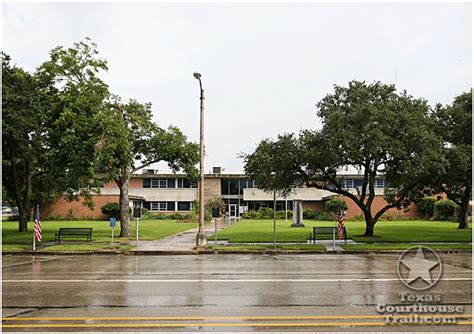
[117,178,131,237]
[363,215,376,237]
[18,207,28,232]
[457,185,471,229]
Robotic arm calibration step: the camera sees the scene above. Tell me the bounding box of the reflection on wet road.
[2,253,472,332]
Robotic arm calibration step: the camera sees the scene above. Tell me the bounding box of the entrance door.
[229,204,238,218]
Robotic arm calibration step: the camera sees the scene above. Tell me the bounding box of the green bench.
[55,228,93,244]
[310,226,347,244]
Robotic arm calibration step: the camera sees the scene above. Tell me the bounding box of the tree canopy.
[244,81,444,236]
[431,91,472,228]
[95,98,199,237]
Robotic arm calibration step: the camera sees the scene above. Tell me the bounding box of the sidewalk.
[132,218,229,251]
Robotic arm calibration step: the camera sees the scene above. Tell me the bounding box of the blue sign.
[109,217,116,228]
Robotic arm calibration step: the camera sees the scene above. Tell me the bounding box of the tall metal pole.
[273,189,277,248]
[194,72,207,247]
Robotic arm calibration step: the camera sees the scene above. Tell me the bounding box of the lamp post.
[194,72,207,247]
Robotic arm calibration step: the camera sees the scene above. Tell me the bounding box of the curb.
[2,249,471,256]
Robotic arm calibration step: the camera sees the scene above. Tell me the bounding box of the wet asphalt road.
[2,253,472,332]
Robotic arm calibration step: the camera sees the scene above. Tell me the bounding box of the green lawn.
[209,244,326,251]
[214,220,472,243]
[2,220,197,250]
[342,243,472,251]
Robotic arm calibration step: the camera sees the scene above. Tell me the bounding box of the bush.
[258,207,274,219]
[154,213,168,220]
[169,213,184,220]
[182,213,196,220]
[434,199,456,221]
[417,196,437,218]
[276,210,293,219]
[303,209,315,219]
[101,202,120,218]
[242,210,259,219]
[312,211,333,221]
[325,198,348,213]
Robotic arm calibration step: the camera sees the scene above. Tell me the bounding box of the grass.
[1,244,31,252]
[2,219,197,252]
[341,243,472,251]
[214,220,472,243]
[209,244,326,251]
[40,244,135,252]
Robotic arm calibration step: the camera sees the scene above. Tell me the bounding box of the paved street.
[2,253,472,332]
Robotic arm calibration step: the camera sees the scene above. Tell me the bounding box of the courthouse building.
[42,166,420,220]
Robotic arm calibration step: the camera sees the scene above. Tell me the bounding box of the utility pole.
[194,72,207,247]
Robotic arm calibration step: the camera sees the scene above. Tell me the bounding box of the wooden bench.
[55,228,93,244]
[310,226,347,244]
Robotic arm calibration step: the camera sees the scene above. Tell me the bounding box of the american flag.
[34,207,42,242]
[336,210,345,240]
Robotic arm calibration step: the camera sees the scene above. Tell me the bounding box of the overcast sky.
[2,2,472,173]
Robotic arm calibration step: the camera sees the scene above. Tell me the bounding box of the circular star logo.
[397,246,442,291]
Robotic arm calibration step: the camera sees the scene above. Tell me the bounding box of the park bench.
[55,228,93,244]
[309,226,347,244]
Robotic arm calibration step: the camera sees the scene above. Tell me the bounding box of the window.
[341,179,354,189]
[178,202,192,211]
[167,178,176,188]
[159,179,167,188]
[151,179,159,188]
[177,178,194,188]
[159,202,167,211]
[375,179,385,188]
[221,179,229,194]
[149,202,173,211]
[167,202,175,211]
[143,179,151,188]
[229,179,239,195]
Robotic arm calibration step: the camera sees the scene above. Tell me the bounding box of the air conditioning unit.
[212,166,223,174]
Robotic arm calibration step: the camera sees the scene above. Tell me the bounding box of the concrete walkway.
[133,219,229,251]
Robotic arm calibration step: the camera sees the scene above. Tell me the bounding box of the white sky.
[2,2,472,173]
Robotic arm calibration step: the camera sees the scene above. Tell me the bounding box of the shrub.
[66,208,75,221]
[303,209,315,219]
[169,213,184,220]
[258,207,274,219]
[276,210,293,219]
[312,211,333,221]
[154,213,168,220]
[417,196,437,218]
[434,199,456,221]
[352,214,364,222]
[242,210,259,219]
[101,202,120,218]
[325,198,348,213]
[182,213,196,220]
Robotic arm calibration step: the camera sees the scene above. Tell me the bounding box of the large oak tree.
[95,98,199,237]
[432,91,472,229]
[244,81,443,236]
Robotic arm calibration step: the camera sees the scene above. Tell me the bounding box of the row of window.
[143,201,193,211]
[221,179,257,195]
[143,178,197,189]
[338,178,387,189]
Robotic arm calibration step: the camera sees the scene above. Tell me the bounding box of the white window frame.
[150,202,159,211]
[158,202,167,211]
[375,179,385,188]
[158,179,167,188]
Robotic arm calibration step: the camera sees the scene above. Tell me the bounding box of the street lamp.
[194,72,207,247]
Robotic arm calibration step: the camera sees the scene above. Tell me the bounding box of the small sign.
[133,206,142,219]
[109,217,116,228]
[211,207,220,218]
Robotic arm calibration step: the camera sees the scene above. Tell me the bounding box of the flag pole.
[32,205,37,251]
